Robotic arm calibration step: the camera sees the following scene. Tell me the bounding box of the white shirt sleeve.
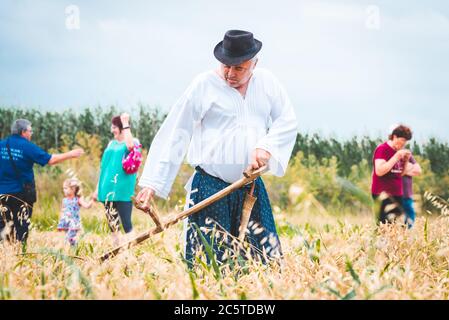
[138,79,202,199]
[255,75,298,177]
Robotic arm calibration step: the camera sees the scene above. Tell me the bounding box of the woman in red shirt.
[371,125,421,224]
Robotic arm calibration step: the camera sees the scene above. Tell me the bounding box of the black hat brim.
[213,39,262,66]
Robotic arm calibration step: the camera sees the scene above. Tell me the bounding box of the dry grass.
[1,208,448,300]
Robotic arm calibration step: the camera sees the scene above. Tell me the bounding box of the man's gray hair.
[249,55,258,72]
[11,119,32,135]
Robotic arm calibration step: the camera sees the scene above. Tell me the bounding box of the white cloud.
[0,0,447,140]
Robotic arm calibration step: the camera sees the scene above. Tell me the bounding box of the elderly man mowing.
[0,119,84,243]
[136,30,298,265]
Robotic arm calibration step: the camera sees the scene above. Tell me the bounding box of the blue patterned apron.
[185,167,282,266]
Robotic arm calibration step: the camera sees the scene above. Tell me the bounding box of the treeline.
[0,105,166,151]
[293,134,449,178]
[1,105,448,179]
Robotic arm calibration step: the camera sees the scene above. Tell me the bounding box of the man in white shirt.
[136,30,298,265]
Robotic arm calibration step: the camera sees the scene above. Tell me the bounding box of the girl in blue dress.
[57,178,93,246]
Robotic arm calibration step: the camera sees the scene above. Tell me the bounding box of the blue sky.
[1,0,448,141]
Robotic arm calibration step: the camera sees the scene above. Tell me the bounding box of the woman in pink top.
[371,125,421,224]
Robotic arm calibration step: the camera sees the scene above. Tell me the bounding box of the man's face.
[221,59,257,88]
[22,126,33,141]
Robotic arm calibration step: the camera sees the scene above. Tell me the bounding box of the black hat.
[214,30,262,66]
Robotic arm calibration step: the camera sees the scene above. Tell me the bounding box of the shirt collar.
[10,134,27,141]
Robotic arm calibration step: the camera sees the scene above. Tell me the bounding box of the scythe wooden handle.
[99,165,268,262]
[133,196,163,229]
[238,182,257,241]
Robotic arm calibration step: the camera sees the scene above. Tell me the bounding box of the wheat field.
[1,134,447,300]
[1,205,448,300]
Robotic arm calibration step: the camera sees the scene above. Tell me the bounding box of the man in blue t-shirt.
[0,119,84,243]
